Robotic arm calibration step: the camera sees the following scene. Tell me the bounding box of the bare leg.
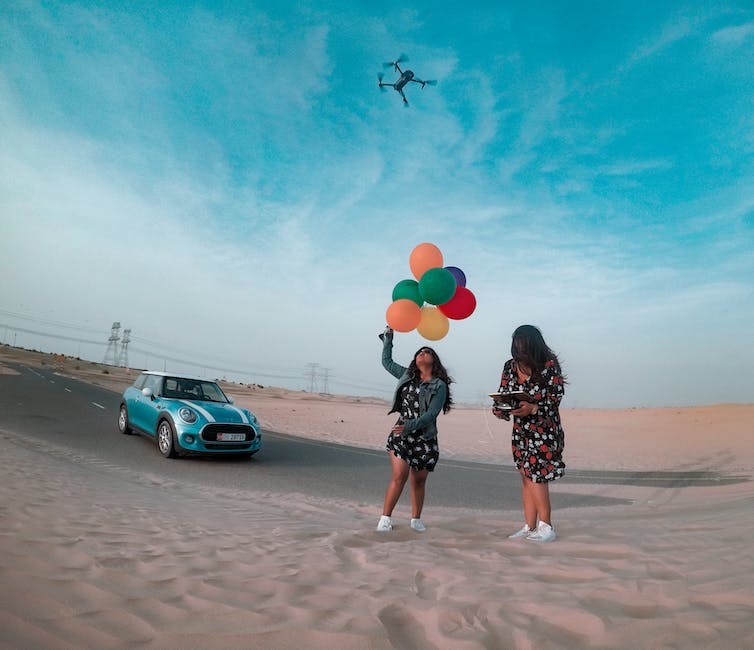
[520,470,537,530]
[529,480,552,525]
[409,469,429,518]
[520,472,552,528]
[382,452,410,516]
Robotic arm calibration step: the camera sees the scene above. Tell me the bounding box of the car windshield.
[161,377,229,402]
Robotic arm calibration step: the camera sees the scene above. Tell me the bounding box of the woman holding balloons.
[376,326,453,532]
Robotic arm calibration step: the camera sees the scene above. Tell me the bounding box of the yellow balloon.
[417,306,449,340]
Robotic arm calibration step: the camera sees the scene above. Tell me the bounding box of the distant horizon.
[3,333,752,411]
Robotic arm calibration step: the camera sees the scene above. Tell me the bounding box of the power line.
[0,309,105,335]
[0,323,105,347]
[0,315,392,397]
[126,346,304,381]
[0,314,303,380]
[0,321,304,382]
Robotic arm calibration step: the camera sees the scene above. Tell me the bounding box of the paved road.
[1,361,746,513]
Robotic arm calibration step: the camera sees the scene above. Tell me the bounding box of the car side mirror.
[142,387,153,398]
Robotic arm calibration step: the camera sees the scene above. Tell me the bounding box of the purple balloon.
[445,266,466,288]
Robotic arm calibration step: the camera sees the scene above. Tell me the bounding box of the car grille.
[201,423,257,442]
[203,443,251,450]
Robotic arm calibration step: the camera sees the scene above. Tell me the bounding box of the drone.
[378,54,436,106]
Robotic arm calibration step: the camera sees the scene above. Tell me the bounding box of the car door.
[131,374,164,435]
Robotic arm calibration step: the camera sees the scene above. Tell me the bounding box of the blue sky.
[1,0,753,407]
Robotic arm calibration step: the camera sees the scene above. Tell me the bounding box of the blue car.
[118,371,262,458]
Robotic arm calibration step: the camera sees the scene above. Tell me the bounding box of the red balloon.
[438,287,476,320]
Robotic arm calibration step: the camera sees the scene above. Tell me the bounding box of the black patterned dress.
[499,358,566,483]
[386,379,440,472]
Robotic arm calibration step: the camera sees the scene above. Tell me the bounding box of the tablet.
[488,391,534,410]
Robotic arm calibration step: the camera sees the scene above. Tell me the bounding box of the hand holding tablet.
[489,391,534,411]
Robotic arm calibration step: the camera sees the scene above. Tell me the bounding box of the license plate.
[217,432,245,441]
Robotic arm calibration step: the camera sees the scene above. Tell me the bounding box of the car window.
[133,374,146,389]
[200,382,228,402]
[162,376,181,398]
[140,376,227,401]
[143,375,163,395]
[180,381,200,399]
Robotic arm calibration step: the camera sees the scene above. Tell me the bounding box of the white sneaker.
[508,524,532,539]
[526,521,556,542]
[376,515,393,531]
[410,518,426,532]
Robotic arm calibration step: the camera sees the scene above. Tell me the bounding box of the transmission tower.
[304,362,320,392]
[117,328,131,367]
[320,367,332,394]
[103,322,121,365]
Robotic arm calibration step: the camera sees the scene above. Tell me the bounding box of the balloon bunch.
[385,242,477,341]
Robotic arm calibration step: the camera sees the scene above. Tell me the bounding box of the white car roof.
[141,370,217,382]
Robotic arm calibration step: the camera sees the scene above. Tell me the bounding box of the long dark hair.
[407,346,454,413]
[511,324,565,380]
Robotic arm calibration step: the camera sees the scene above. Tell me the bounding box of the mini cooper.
[118,371,262,458]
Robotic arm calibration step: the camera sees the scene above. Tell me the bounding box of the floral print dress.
[386,379,440,472]
[499,358,566,483]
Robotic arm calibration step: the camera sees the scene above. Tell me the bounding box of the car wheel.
[118,404,132,434]
[157,419,178,458]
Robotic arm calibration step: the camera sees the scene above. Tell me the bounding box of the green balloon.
[392,279,423,307]
[418,267,456,305]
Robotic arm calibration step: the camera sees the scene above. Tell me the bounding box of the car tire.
[118,404,132,434]
[157,419,178,458]
[244,450,259,459]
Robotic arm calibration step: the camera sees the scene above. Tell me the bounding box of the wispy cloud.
[710,20,754,47]
[624,16,693,67]
[595,158,674,177]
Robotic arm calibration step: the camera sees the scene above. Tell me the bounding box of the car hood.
[169,399,255,425]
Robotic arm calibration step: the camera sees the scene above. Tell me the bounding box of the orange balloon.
[409,243,443,280]
[386,299,422,332]
[417,306,449,340]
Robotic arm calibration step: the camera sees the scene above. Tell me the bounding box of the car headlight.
[178,407,198,423]
[247,412,258,424]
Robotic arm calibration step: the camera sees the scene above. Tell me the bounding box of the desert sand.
[1,346,753,649]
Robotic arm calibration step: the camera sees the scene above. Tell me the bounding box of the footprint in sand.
[378,602,433,649]
[412,570,439,600]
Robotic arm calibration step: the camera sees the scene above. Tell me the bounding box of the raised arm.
[381,329,407,380]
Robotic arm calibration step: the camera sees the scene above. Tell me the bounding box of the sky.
[1,0,753,408]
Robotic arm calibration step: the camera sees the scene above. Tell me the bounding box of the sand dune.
[1,347,753,648]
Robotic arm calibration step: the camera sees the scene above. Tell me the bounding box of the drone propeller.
[423,79,437,86]
[377,73,387,90]
[382,53,409,68]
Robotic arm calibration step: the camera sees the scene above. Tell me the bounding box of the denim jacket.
[382,336,447,441]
